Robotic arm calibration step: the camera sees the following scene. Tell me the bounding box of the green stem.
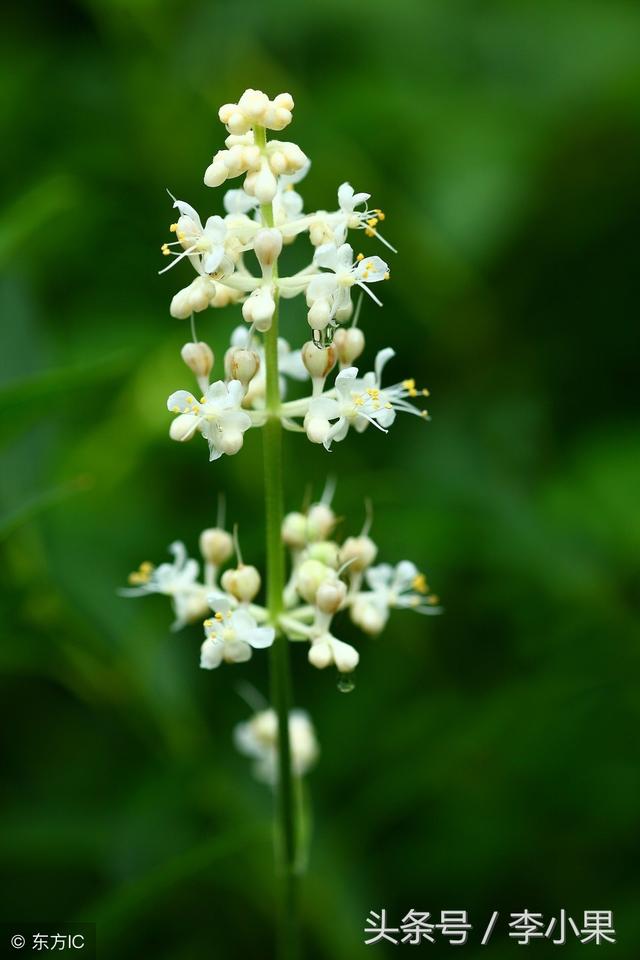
[258,125,300,960]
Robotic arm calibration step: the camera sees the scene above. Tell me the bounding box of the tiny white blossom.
[306,243,389,331]
[351,561,441,634]
[167,380,252,460]
[122,542,208,629]
[160,197,234,277]
[234,708,319,784]
[308,631,359,673]
[333,182,396,252]
[303,349,429,449]
[201,595,275,668]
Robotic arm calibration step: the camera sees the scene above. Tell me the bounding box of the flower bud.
[306,503,336,541]
[304,415,331,445]
[254,163,278,204]
[306,541,340,568]
[199,528,233,566]
[333,327,365,364]
[225,346,260,385]
[281,511,307,549]
[307,299,331,331]
[204,159,228,188]
[169,414,197,442]
[218,430,244,456]
[221,564,261,602]
[295,559,331,604]
[339,535,378,572]
[308,640,333,670]
[253,228,283,269]
[301,342,337,379]
[242,287,276,332]
[181,341,214,380]
[351,597,387,635]
[335,301,354,324]
[315,578,347,614]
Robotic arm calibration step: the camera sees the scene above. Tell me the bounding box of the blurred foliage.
[1,0,639,957]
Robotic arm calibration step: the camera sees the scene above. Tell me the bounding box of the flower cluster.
[234,708,318,785]
[123,489,440,679]
[159,87,428,463]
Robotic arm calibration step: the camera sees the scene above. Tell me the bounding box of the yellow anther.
[356,252,364,261]
[363,270,370,278]
[366,387,380,397]
[354,396,364,406]
[177,230,186,241]
[378,211,386,221]
[427,594,439,605]
[421,410,429,418]
[422,388,430,397]
[161,243,170,255]
[365,228,376,237]
[203,618,214,629]
[214,611,224,621]
[402,378,416,391]
[384,402,392,409]
[128,561,154,586]
[384,272,390,280]
[367,218,378,227]
[412,572,428,594]
[169,223,178,232]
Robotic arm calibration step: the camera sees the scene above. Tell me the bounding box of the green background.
[1,0,639,956]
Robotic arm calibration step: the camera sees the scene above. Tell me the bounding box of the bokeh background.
[1,1,639,957]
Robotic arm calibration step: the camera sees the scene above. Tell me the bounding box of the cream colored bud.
[295,559,332,604]
[253,228,283,268]
[306,503,336,541]
[306,541,340,568]
[307,300,331,331]
[225,347,260,384]
[218,430,244,456]
[254,163,278,204]
[351,597,387,635]
[242,287,275,331]
[181,341,214,380]
[199,527,233,566]
[221,564,261,602]
[281,512,307,549]
[308,641,333,670]
[169,414,197,442]
[204,160,228,188]
[339,535,378,573]
[315,579,347,614]
[301,341,337,379]
[333,327,365,364]
[304,415,331,445]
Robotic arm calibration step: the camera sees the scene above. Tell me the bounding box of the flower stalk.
[260,157,301,959]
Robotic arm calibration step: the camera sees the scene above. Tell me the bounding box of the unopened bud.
[296,559,331,604]
[339,535,377,573]
[181,341,214,380]
[254,228,283,269]
[306,541,340,568]
[304,415,331,445]
[301,341,337,379]
[170,414,197,442]
[242,287,276,332]
[218,429,245,456]
[333,327,365,364]
[225,346,260,384]
[307,299,331,331]
[306,503,336,541]
[315,578,347,614]
[221,564,261,602]
[199,528,233,566]
[282,512,307,549]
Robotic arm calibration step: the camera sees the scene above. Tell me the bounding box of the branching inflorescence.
[124,87,439,954]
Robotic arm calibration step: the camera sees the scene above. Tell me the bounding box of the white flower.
[333,182,396,252]
[167,380,252,461]
[306,243,389,330]
[200,595,274,668]
[351,561,441,635]
[224,159,310,228]
[303,349,429,449]
[160,197,234,278]
[122,542,208,629]
[234,708,319,784]
[308,631,359,673]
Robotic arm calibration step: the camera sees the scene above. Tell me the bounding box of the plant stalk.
[259,133,300,960]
